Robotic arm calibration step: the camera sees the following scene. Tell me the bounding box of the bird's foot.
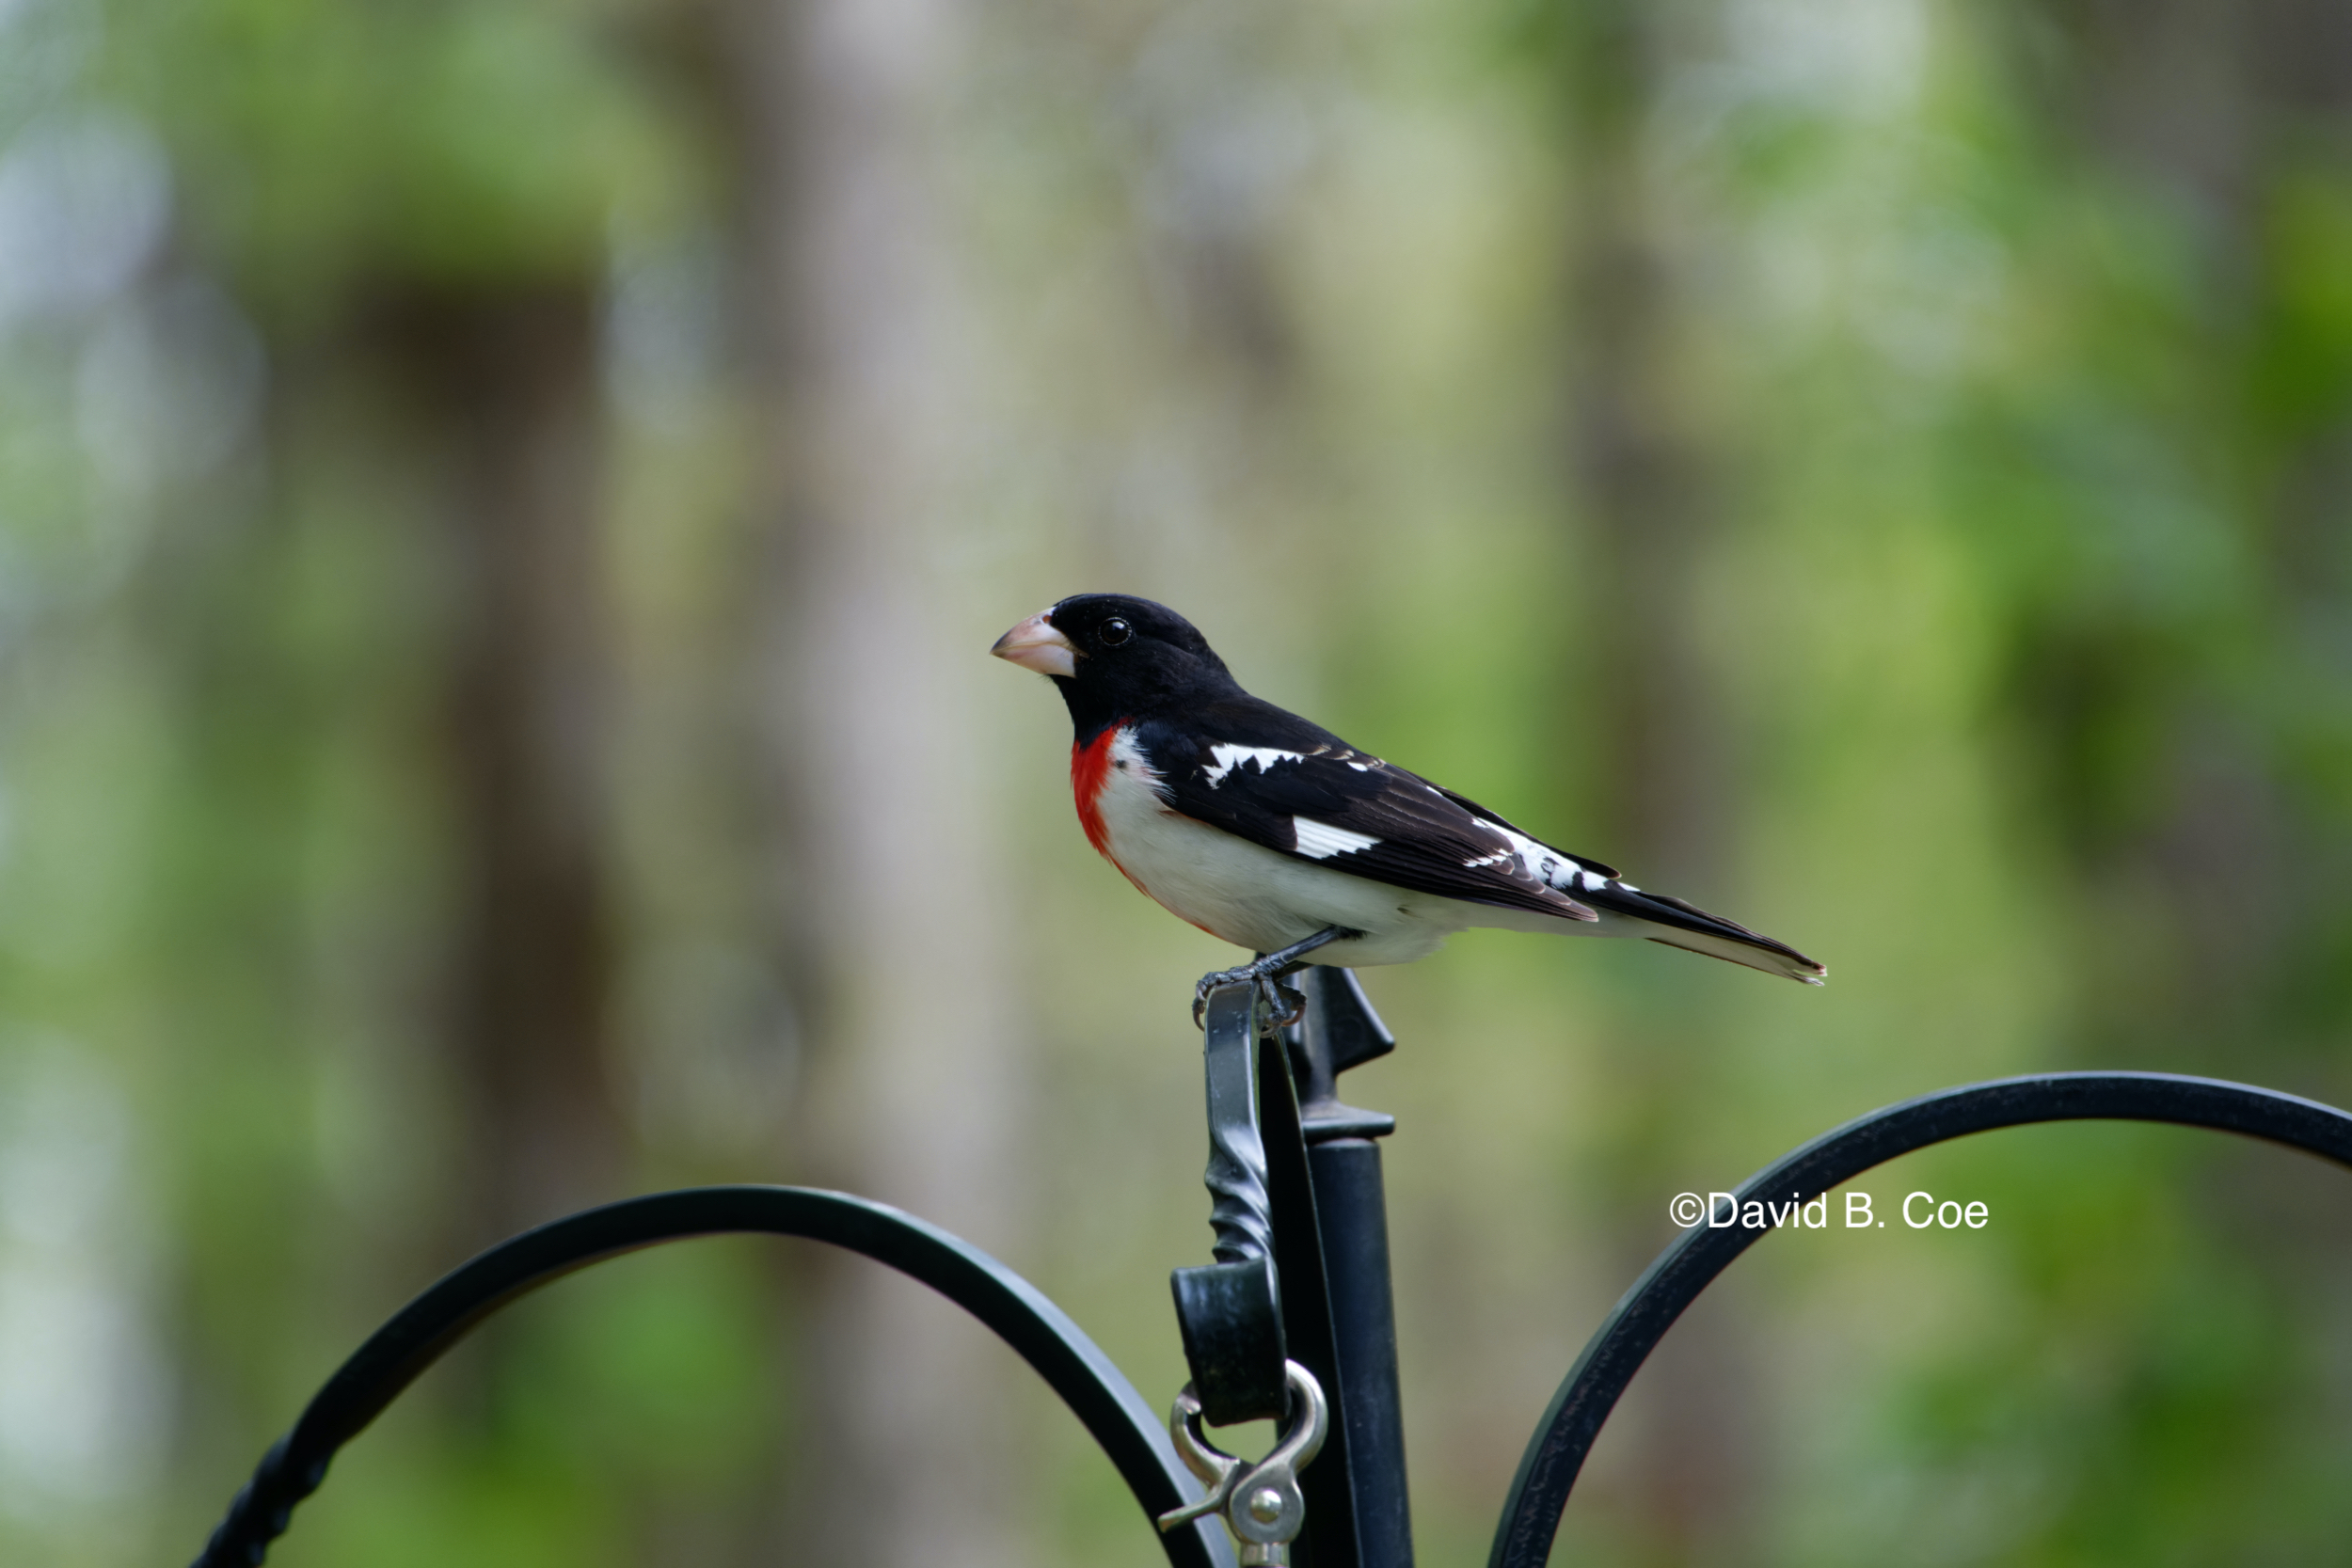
[1190,927,1360,1030]
[1192,963,1308,1031]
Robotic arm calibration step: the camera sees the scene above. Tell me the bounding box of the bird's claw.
[1192,968,1244,1028]
[1257,972,1308,1028]
[1192,965,1307,1031]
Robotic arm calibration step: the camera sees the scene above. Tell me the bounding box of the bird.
[992,594,1823,1024]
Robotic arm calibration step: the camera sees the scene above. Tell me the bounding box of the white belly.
[1091,731,1498,966]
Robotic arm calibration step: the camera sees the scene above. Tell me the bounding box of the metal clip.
[1157,1360,1329,1566]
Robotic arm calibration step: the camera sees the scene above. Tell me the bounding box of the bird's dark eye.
[1100,618,1132,646]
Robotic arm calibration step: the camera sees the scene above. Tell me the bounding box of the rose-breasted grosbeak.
[993,594,1824,1023]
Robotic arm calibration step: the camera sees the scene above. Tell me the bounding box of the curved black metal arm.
[193,1185,1236,1568]
[1490,1071,2352,1568]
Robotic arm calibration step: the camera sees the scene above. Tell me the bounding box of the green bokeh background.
[3,0,2350,1563]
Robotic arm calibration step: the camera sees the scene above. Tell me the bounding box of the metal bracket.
[1172,980,1288,1424]
[1285,966,1397,1143]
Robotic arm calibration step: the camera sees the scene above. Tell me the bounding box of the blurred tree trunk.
[383,285,628,1250]
[1555,1,1756,1557]
[360,284,627,1256]
[729,2,1028,1564]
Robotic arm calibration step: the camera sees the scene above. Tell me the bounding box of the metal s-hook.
[1224,1361,1327,1559]
[1157,1360,1329,1566]
[1155,1386,1242,1531]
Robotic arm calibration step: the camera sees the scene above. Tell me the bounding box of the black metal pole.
[1260,1011,1359,1568]
[1291,968,1412,1568]
[1305,1135,1409,1568]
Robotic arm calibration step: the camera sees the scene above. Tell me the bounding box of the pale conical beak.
[991,611,1078,677]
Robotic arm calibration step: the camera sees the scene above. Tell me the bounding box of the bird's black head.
[991,594,1238,738]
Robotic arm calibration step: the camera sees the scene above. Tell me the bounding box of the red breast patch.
[1069,724,1223,937]
[1070,725,1121,860]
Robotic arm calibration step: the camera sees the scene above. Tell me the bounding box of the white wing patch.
[1202,743,1308,787]
[1466,816,1604,895]
[1292,816,1380,860]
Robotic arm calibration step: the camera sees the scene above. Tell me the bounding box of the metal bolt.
[1248,1487,1285,1524]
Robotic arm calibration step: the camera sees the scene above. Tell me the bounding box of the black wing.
[1131,702,1612,923]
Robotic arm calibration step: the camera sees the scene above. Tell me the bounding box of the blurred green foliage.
[1,0,2349,1564]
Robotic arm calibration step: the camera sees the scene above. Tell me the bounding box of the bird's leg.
[1193,927,1359,1030]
